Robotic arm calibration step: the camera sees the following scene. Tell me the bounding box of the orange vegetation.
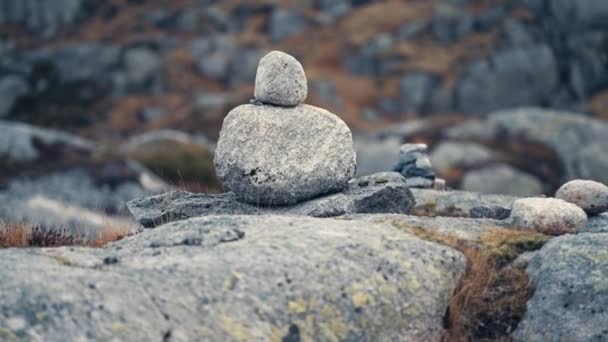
[0,220,134,248]
[408,227,549,341]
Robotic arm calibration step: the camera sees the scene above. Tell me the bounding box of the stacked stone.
[214,51,357,206]
[392,143,437,188]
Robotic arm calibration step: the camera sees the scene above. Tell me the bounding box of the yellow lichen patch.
[50,255,75,267]
[111,323,129,335]
[218,315,253,341]
[590,269,608,293]
[317,305,349,341]
[35,312,46,322]
[0,327,17,341]
[288,300,308,314]
[223,272,241,291]
[378,283,398,298]
[351,291,373,309]
[480,229,550,267]
[407,276,421,291]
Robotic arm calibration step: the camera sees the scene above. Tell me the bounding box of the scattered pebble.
[509,197,587,235]
[555,179,608,215]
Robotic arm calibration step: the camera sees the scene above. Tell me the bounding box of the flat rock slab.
[347,213,511,241]
[0,215,465,341]
[410,188,516,219]
[514,233,608,341]
[128,172,415,228]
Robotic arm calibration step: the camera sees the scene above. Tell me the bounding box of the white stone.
[509,197,587,235]
[555,179,608,215]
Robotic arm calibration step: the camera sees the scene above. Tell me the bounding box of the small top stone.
[555,179,608,215]
[254,50,307,107]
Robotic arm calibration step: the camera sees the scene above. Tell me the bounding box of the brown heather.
[408,227,550,341]
[0,220,134,248]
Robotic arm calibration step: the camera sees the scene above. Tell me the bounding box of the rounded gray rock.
[555,179,608,215]
[214,104,356,205]
[509,197,587,235]
[0,215,466,341]
[514,234,608,341]
[254,50,307,106]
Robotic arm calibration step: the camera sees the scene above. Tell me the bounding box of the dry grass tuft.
[0,221,30,248]
[89,221,135,248]
[406,226,550,341]
[0,220,134,249]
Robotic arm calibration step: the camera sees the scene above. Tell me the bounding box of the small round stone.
[214,104,356,206]
[555,179,608,215]
[509,197,588,235]
[254,50,307,107]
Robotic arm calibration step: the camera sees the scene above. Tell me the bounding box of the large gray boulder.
[457,45,558,114]
[430,141,497,175]
[354,136,401,176]
[461,164,544,197]
[214,104,356,206]
[0,120,95,164]
[447,108,608,185]
[128,172,414,228]
[514,233,608,341]
[0,215,466,341]
[254,50,307,106]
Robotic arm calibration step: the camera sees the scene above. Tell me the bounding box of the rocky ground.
[2,186,608,340]
[2,0,608,340]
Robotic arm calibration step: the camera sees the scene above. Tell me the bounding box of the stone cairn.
[393,143,445,190]
[128,51,417,227]
[214,50,358,206]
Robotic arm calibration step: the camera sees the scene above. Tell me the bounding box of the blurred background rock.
[2,0,608,233]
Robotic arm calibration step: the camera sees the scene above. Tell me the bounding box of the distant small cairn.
[393,143,444,190]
